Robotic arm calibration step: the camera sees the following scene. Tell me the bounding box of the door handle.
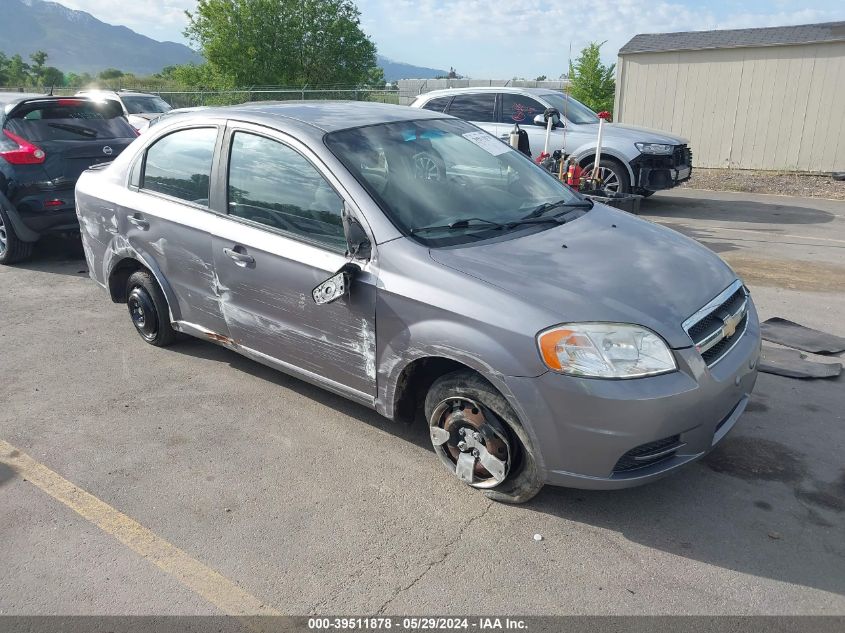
[223,247,255,267]
[128,214,149,230]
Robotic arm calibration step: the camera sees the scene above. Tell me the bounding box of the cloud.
[57,0,195,42]
[56,0,845,77]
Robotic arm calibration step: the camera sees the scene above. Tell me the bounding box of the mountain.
[0,0,446,81]
[0,0,202,75]
[377,55,448,81]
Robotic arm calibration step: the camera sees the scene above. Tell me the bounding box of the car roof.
[415,86,561,100]
[174,100,450,134]
[77,90,160,98]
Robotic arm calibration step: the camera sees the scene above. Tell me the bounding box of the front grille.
[684,282,749,367]
[613,434,682,473]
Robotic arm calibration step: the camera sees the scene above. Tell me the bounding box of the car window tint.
[142,127,217,205]
[421,96,451,112]
[227,132,346,251]
[5,99,135,142]
[446,93,496,122]
[500,93,545,125]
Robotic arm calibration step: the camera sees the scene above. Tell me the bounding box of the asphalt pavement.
[0,188,843,616]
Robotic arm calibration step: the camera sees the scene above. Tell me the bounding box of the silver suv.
[411,87,691,195]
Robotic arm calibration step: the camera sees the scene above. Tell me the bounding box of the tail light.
[0,129,46,165]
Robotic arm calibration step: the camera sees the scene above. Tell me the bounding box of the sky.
[58,0,845,77]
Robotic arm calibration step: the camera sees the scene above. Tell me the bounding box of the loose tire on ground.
[0,206,34,265]
[125,270,178,347]
[425,370,544,504]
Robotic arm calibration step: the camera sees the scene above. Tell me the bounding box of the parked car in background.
[75,102,758,503]
[0,93,138,264]
[411,87,692,195]
[76,89,172,133]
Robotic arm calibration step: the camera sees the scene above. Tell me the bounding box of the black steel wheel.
[125,270,178,347]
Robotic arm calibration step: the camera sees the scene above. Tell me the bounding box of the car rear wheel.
[425,370,543,504]
[0,207,34,265]
[126,270,178,347]
[580,158,631,194]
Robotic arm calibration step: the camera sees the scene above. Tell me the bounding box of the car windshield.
[540,93,599,125]
[121,95,172,114]
[325,118,584,246]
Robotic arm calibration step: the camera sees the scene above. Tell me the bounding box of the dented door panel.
[211,224,377,397]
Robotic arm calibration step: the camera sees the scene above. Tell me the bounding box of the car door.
[125,124,229,336]
[499,92,556,156]
[444,93,499,137]
[211,123,377,400]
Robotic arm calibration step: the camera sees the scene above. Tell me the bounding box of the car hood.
[572,122,688,145]
[428,204,736,348]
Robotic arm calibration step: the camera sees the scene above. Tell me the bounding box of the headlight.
[635,142,673,155]
[537,323,677,378]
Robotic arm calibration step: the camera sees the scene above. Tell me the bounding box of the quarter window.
[142,127,217,205]
[421,96,452,112]
[227,132,346,251]
[446,93,496,123]
[500,94,546,125]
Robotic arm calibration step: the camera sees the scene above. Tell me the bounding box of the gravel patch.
[680,168,845,200]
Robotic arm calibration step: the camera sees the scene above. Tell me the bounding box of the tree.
[42,66,64,88]
[185,0,377,87]
[29,50,48,83]
[6,55,30,86]
[0,53,8,85]
[567,41,615,114]
[99,68,124,80]
[535,75,547,81]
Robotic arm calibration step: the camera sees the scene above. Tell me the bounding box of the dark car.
[0,93,138,264]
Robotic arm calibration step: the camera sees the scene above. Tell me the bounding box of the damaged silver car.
[75,102,761,503]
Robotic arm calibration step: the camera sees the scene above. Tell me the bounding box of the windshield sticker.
[462,131,511,156]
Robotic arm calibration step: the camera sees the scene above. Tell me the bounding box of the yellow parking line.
[0,439,281,616]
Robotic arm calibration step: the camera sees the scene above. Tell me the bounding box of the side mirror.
[533,113,563,128]
[312,263,358,305]
[342,205,372,260]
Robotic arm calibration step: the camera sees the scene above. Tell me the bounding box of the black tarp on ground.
[760,318,845,355]
[758,345,842,379]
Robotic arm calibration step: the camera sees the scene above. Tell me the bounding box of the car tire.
[425,370,544,504]
[0,206,34,265]
[581,157,631,194]
[126,270,178,347]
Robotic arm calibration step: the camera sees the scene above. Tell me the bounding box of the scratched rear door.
[211,123,377,400]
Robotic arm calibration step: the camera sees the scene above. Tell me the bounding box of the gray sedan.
[75,102,760,503]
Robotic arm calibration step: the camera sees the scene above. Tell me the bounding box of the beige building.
[614,22,845,172]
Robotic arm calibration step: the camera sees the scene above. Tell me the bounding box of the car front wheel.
[425,370,543,504]
[580,158,631,194]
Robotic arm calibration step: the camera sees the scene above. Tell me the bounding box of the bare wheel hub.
[429,397,511,489]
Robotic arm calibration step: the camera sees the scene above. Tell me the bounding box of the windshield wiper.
[47,122,98,138]
[410,217,505,235]
[521,198,593,220]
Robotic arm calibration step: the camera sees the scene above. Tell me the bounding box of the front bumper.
[631,145,693,191]
[504,304,761,490]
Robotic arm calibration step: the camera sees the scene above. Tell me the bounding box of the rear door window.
[141,127,218,205]
[4,99,136,141]
[500,93,546,125]
[446,93,496,122]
